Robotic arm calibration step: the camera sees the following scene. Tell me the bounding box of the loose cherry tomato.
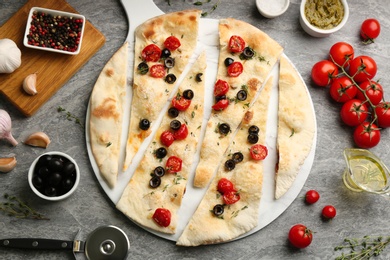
[228,35,246,53]
[348,56,377,83]
[322,205,337,219]
[329,76,357,103]
[217,178,235,194]
[311,60,338,87]
[329,42,354,67]
[222,190,240,205]
[353,122,380,149]
[360,18,381,43]
[173,124,188,140]
[160,131,175,147]
[288,224,313,249]
[249,144,268,161]
[305,190,320,204]
[356,80,383,105]
[164,36,181,51]
[212,99,229,111]
[150,64,166,78]
[166,156,182,173]
[214,79,230,96]
[227,62,243,77]
[375,102,390,128]
[141,44,162,62]
[340,99,368,127]
[152,208,171,227]
[171,95,191,111]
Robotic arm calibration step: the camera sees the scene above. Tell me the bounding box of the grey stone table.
[1,0,390,259]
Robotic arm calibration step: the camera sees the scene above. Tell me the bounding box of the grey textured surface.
[1,0,390,259]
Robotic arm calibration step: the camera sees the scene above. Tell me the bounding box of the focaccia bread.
[275,56,316,199]
[89,42,128,188]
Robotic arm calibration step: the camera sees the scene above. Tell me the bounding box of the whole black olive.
[139,118,151,130]
[165,74,176,84]
[48,158,63,172]
[38,166,50,178]
[170,119,181,130]
[225,159,236,171]
[164,57,175,69]
[247,133,259,144]
[161,48,171,58]
[195,73,203,82]
[213,204,224,216]
[248,125,260,135]
[63,162,76,176]
[153,166,165,177]
[155,147,168,159]
[32,175,44,189]
[232,152,244,163]
[183,89,194,100]
[236,90,247,101]
[62,178,74,190]
[149,176,161,188]
[45,187,57,197]
[218,123,231,135]
[168,107,179,118]
[49,172,62,186]
[224,57,234,67]
[137,62,149,75]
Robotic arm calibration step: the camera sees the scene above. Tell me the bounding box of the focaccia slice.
[117,52,206,234]
[89,42,128,188]
[123,10,201,171]
[275,56,315,199]
[193,18,283,188]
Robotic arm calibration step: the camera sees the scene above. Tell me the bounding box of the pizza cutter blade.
[0,225,130,260]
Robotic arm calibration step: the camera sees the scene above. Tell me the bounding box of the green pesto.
[304,0,344,29]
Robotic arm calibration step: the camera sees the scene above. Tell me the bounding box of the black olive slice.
[153,166,165,177]
[137,62,149,75]
[224,57,234,67]
[155,147,168,159]
[219,123,230,135]
[236,90,247,101]
[164,57,175,69]
[215,95,227,103]
[248,125,260,135]
[165,74,176,84]
[139,118,151,130]
[195,73,203,82]
[168,107,179,118]
[225,159,236,171]
[232,152,244,163]
[149,176,161,188]
[161,48,171,58]
[170,119,181,130]
[213,204,224,216]
[183,89,194,100]
[247,133,259,144]
[240,47,255,60]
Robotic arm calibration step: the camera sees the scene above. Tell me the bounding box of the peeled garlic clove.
[24,132,51,148]
[0,157,17,173]
[23,73,38,95]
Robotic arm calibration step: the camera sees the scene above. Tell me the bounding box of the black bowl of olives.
[28,152,80,201]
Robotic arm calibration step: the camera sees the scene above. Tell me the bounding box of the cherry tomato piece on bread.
[223,190,240,205]
[249,144,268,161]
[166,156,182,173]
[150,64,166,78]
[160,131,175,147]
[212,99,229,111]
[217,178,235,194]
[172,95,191,111]
[228,35,246,53]
[164,36,181,51]
[214,79,230,96]
[173,124,188,140]
[227,62,243,77]
[153,208,171,227]
[142,44,162,62]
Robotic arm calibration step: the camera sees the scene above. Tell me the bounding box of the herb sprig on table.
[0,194,50,220]
[57,106,84,128]
[335,236,390,259]
[165,0,220,17]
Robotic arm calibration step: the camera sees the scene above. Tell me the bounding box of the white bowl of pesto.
[300,0,349,37]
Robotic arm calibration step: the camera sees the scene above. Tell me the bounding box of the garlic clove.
[22,73,38,95]
[24,132,51,148]
[0,157,17,173]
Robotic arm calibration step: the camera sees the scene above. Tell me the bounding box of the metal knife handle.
[0,238,73,250]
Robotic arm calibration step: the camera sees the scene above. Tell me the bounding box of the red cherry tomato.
[288,224,313,249]
[305,190,320,204]
[228,35,246,53]
[329,42,354,67]
[340,99,369,127]
[171,95,191,111]
[212,99,229,111]
[249,144,268,161]
[311,60,338,87]
[222,190,240,205]
[227,62,243,77]
[166,156,182,173]
[214,79,230,96]
[173,124,188,140]
[217,178,235,194]
[141,44,162,62]
[329,76,357,103]
[375,102,390,128]
[322,205,337,219]
[164,36,181,51]
[353,122,381,149]
[348,56,377,83]
[160,131,175,147]
[152,208,171,227]
[360,18,381,43]
[356,80,383,105]
[150,64,166,78]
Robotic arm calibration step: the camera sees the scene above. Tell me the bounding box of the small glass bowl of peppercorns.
[28,151,80,201]
[23,7,86,55]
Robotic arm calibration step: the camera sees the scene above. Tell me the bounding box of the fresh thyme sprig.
[57,106,84,128]
[0,194,50,220]
[335,236,390,260]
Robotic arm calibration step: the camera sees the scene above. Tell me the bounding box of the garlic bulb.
[0,38,22,74]
[23,73,38,95]
[0,109,18,146]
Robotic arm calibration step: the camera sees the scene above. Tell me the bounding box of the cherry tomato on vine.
[305,190,320,204]
[360,18,381,43]
[329,42,354,67]
[340,99,369,127]
[375,102,390,128]
[322,205,337,219]
[288,224,313,249]
[348,56,377,83]
[152,208,171,227]
[329,76,357,103]
[356,80,383,105]
[311,60,338,87]
[353,122,381,149]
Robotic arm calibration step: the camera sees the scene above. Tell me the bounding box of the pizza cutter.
[0,225,130,260]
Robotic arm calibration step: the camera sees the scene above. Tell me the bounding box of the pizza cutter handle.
[0,238,82,251]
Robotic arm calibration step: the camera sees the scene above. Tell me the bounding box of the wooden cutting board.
[0,0,105,116]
